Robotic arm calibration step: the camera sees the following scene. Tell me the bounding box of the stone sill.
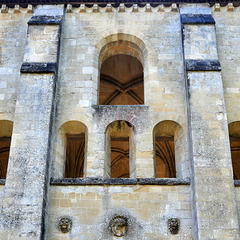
[0,179,5,185]
[50,178,190,186]
[234,180,240,186]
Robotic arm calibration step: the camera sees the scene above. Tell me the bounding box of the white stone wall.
[0,11,32,121]
[49,185,192,240]
[52,8,189,180]
[213,7,240,124]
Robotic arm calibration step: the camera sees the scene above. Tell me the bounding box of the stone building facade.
[0,1,240,239]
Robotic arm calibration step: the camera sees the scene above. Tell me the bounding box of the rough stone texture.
[0,3,240,240]
[0,11,31,122]
[213,8,240,125]
[213,8,240,236]
[0,6,63,240]
[0,73,56,239]
[51,177,190,185]
[28,15,62,25]
[186,59,221,71]
[181,14,215,24]
[0,185,4,210]
[23,24,59,63]
[48,185,192,240]
[21,62,57,73]
[52,8,189,181]
[181,4,239,240]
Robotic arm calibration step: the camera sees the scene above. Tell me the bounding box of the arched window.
[0,120,13,179]
[105,120,135,178]
[228,121,240,180]
[59,121,87,178]
[99,40,144,105]
[153,121,183,178]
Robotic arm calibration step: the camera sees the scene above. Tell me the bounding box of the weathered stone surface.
[51,177,190,185]
[181,14,215,24]
[186,59,221,71]
[0,3,240,240]
[21,62,57,73]
[181,4,239,239]
[28,15,62,25]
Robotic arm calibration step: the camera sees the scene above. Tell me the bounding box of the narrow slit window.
[0,136,11,179]
[155,136,176,178]
[65,134,85,178]
[230,136,240,180]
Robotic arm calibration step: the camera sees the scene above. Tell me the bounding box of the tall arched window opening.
[99,40,144,105]
[153,121,183,178]
[228,121,240,180]
[59,121,87,178]
[105,120,135,178]
[0,120,13,179]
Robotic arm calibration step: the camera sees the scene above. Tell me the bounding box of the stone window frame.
[52,120,88,179]
[96,33,149,106]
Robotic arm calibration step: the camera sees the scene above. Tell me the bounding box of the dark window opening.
[111,137,130,178]
[99,54,144,105]
[155,136,176,178]
[230,136,240,180]
[65,134,85,178]
[0,136,11,179]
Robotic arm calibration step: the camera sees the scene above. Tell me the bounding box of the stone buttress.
[0,5,64,240]
[180,4,239,240]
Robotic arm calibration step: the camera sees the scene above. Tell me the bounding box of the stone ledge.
[181,14,215,24]
[51,177,190,186]
[234,180,240,186]
[186,59,221,71]
[21,62,57,73]
[0,179,5,185]
[28,15,62,25]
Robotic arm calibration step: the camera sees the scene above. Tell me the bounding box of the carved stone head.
[168,218,180,235]
[58,217,72,233]
[110,215,128,237]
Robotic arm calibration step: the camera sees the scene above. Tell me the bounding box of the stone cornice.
[1,3,239,13]
[51,177,191,185]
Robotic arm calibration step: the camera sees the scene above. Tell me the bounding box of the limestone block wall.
[0,3,240,240]
[213,7,240,124]
[52,6,190,180]
[213,7,240,233]
[0,10,32,121]
[48,185,192,239]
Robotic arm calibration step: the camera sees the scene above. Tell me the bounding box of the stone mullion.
[0,6,64,240]
[180,4,239,240]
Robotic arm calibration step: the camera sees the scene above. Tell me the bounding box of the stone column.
[0,5,64,240]
[180,4,239,240]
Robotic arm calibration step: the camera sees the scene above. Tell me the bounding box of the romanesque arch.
[98,34,147,105]
[55,121,88,178]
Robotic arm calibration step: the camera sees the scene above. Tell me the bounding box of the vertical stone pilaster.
[0,5,64,240]
[180,4,239,240]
